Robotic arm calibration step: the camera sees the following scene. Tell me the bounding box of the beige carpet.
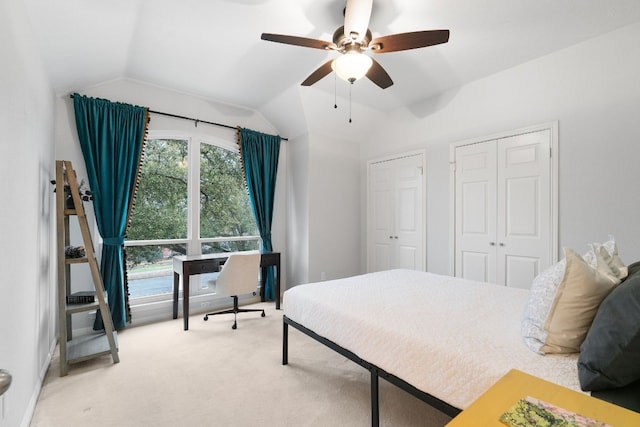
[30,303,452,427]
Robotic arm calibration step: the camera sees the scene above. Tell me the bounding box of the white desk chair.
[203,252,265,329]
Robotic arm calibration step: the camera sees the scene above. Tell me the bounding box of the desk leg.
[260,266,266,303]
[183,272,190,331]
[172,272,179,319]
[275,259,281,310]
[260,262,281,310]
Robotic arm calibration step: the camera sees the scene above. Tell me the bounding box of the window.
[125,133,259,304]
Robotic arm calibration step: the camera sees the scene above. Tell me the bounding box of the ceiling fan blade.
[370,29,450,53]
[261,33,336,50]
[344,0,373,43]
[301,60,335,86]
[366,58,393,89]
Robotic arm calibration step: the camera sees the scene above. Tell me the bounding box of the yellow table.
[446,369,640,426]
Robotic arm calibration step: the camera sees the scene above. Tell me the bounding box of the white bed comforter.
[283,269,582,410]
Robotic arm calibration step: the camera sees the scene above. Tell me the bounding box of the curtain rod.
[69,94,288,141]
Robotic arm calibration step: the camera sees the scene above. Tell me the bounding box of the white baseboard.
[21,339,56,427]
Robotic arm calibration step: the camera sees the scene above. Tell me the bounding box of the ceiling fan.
[261,0,450,89]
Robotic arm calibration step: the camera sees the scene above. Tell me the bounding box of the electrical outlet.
[320,272,326,281]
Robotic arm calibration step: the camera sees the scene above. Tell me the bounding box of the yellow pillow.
[541,247,620,354]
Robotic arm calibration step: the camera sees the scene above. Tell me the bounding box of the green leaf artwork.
[499,396,611,427]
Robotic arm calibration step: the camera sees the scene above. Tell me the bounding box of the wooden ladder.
[55,160,119,376]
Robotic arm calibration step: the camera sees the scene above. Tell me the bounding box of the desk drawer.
[185,259,222,275]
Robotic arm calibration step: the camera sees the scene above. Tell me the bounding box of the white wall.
[0,1,56,426]
[361,22,640,274]
[284,129,361,288]
[307,132,361,283]
[285,133,310,286]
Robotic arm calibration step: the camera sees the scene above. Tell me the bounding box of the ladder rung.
[65,257,89,264]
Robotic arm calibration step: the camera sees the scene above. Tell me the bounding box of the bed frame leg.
[282,318,288,365]
[371,370,379,427]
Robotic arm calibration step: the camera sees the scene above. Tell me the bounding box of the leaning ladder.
[55,160,119,376]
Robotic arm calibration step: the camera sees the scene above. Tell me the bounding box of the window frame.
[125,130,260,306]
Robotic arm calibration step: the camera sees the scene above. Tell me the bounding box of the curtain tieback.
[103,236,125,246]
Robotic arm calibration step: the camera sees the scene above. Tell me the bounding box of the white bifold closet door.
[455,129,552,288]
[368,152,425,273]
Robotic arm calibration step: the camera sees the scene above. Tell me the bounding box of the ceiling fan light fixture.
[332,52,373,83]
[261,0,449,90]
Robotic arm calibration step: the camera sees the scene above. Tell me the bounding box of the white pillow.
[521,256,566,354]
[522,247,620,354]
[582,235,628,280]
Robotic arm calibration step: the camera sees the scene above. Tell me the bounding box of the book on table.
[499,396,612,427]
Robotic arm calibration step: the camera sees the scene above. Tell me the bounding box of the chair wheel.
[261,311,266,317]
[232,323,237,330]
[203,315,209,321]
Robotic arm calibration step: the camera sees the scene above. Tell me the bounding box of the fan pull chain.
[334,72,338,109]
[349,83,352,123]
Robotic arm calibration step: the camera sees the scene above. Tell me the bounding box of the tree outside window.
[125,136,259,300]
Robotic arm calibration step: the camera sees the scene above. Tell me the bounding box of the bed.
[282,263,640,426]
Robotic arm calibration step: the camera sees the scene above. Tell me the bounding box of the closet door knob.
[499,242,505,247]
[489,242,496,246]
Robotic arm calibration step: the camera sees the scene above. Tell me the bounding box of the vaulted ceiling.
[24,0,640,138]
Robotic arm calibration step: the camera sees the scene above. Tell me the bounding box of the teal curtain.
[238,128,281,300]
[73,93,148,330]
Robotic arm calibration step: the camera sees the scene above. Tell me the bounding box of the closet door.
[369,161,395,271]
[454,129,552,288]
[368,153,425,272]
[455,141,498,283]
[497,130,551,288]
